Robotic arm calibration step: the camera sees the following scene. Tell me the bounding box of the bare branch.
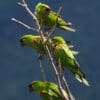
[58,59,75,100]
[11,18,37,31]
[19,0,40,29]
[38,54,46,82]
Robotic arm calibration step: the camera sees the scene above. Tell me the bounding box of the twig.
[39,30,67,99]
[45,7,62,44]
[38,54,46,82]
[18,0,40,29]
[58,59,75,100]
[11,18,37,31]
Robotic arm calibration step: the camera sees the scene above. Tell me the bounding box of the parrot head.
[28,81,44,92]
[20,35,35,46]
[53,36,74,49]
[35,2,51,15]
[52,36,66,46]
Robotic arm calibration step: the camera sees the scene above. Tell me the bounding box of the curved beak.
[28,83,34,92]
[19,38,24,46]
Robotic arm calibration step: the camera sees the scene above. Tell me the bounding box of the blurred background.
[0,0,100,100]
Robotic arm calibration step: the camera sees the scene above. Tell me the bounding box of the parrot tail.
[75,73,90,86]
[73,60,90,86]
[60,25,76,32]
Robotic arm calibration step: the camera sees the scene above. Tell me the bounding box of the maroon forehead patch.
[45,7,51,11]
[43,5,51,11]
[39,92,45,96]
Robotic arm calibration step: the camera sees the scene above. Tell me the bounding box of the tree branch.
[18,0,40,30]
[58,59,75,100]
[11,18,37,31]
[38,54,46,82]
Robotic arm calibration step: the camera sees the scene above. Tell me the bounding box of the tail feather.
[71,50,79,55]
[65,21,72,26]
[75,74,90,86]
[73,60,90,86]
[60,25,76,32]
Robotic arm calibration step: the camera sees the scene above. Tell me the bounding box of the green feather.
[71,50,79,55]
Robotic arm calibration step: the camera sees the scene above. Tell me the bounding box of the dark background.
[0,0,99,100]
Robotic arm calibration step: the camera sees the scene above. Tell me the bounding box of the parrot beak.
[19,38,25,46]
[28,84,34,92]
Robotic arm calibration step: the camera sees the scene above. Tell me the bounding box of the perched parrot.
[19,34,51,55]
[28,80,68,100]
[35,2,75,32]
[52,36,90,86]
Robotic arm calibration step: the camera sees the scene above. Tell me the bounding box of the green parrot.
[28,80,68,100]
[19,34,50,55]
[52,36,90,86]
[35,2,75,32]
